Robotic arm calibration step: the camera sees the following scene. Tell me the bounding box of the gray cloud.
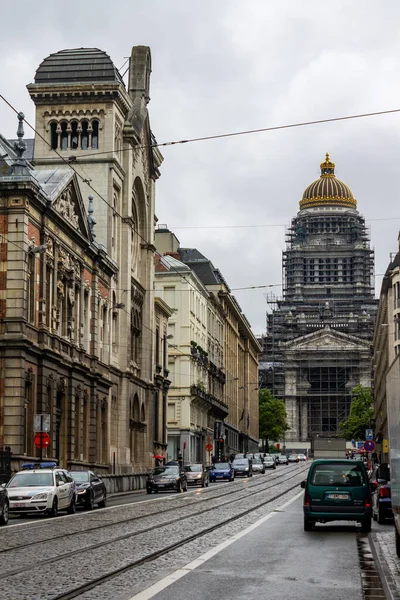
[1,0,399,333]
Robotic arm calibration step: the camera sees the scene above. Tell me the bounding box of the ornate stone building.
[0,46,170,472]
[260,154,377,451]
[155,226,261,457]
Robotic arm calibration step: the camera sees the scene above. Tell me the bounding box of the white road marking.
[129,490,304,600]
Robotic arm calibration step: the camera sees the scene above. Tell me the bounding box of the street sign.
[33,432,51,449]
[205,443,213,452]
[364,440,376,452]
[365,429,373,440]
[33,414,50,432]
[357,441,365,449]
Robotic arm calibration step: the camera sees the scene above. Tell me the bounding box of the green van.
[301,459,372,532]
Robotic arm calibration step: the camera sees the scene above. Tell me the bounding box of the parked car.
[301,459,372,532]
[232,458,253,477]
[70,470,107,510]
[209,462,235,482]
[0,484,9,525]
[371,463,392,524]
[288,454,299,463]
[183,464,209,487]
[6,462,76,517]
[298,454,307,462]
[252,457,266,474]
[146,465,188,493]
[263,456,276,470]
[277,455,289,465]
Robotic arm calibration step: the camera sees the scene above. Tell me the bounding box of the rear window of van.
[310,463,366,487]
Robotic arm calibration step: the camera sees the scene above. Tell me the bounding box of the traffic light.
[219,438,224,459]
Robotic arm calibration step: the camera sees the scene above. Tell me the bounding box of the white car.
[277,455,289,465]
[6,462,77,517]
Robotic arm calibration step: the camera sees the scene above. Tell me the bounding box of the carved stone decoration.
[58,247,73,272]
[75,384,82,398]
[74,260,81,279]
[57,279,65,299]
[101,398,108,410]
[57,377,66,393]
[68,287,75,306]
[54,184,79,228]
[25,367,34,384]
[83,389,89,404]
[46,373,55,389]
[46,236,54,256]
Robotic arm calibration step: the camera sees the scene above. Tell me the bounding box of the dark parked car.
[183,464,209,487]
[301,459,372,532]
[70,471,107,510]
[232,458,252,477]
[372,463,392,524]
[209,462,235,482]
[146,465,188,494]
[0,484,9,525]
[263,456,276,470]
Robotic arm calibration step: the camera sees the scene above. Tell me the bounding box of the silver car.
[277,455,289,465]
[252,458,265,474]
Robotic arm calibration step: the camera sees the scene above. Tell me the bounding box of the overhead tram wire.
[30,105,400,161]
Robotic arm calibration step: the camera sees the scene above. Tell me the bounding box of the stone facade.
[260,155,377,449]
[155,226,261,458]
[0,46,170,473]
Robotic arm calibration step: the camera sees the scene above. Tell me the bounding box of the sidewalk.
[370,530,400,600]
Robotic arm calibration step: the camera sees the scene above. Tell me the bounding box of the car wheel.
[98,494,107,508]
[0,500,9,526]
[85,492,95,510]
[377,509,386,525]
[395,527,400,558]
[67,495,76,515]
[304,517,313,531]
[48,498,58,518]
[360,517,372,533]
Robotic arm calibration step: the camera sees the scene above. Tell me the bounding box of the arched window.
[50,122,58,150]
[60,121,68,150]
[81,120,89,150]
[91,120,99,149]
[70,121,79,150]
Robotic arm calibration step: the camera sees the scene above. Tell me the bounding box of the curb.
[109,489,145,499]
[369,532,400,600]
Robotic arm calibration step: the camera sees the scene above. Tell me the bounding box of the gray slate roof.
[34,48,124,85]
[179,248,228,288]
[7,138,35,161]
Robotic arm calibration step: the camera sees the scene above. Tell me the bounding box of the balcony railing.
[191,385,229,418]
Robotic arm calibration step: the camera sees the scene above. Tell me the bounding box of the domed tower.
[262,154,377,448]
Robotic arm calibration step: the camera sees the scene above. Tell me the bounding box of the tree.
[339,385,374,441]
[259,389,290,453]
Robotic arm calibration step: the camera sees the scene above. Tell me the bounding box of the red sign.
[205,443,213,452]
[33,432,51,449]
[276,443,280,450]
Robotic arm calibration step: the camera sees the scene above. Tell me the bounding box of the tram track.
[51,474,306,600]
[0,468,308,600]
[0,464,304,554]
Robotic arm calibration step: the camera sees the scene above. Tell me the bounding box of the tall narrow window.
[81,120,89,150]
[83,290,90,352]
[50,122,58,150]
[91,120,99,149]
[74,395,81,460]
[70,121,79,149]
[83,393,89,461]
[60,121,68,150]
[155,327,160,366]
[27,253,36,324]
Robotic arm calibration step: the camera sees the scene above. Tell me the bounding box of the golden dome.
[299,153,356,210]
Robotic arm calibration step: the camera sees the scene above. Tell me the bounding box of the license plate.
[13,502,26,508]
[327,493,349,500]
[157,484,166,487]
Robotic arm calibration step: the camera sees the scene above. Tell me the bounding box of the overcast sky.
[1,1,399,334]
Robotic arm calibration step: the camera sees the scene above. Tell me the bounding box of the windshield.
[233,459,248,465]
[213,463,230,469]
[264,457,274,462]
[8,472,53,487]
[70,472,89,483]
[311,463,366,487]
[152,467,179,476]
[184,465,202,472]
[253,459,262,464]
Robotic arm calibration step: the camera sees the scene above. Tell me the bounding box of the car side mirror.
[300,480,306,489]
[0,483,5,488]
